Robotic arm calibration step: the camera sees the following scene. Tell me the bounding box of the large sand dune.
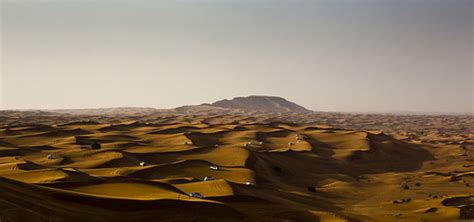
[0,110,472,221]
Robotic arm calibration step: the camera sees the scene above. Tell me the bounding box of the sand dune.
[0,111,472,221]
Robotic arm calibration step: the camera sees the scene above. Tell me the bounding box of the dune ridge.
[0,110,472,221]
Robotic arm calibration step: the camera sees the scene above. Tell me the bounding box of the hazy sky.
[1,0,473,113]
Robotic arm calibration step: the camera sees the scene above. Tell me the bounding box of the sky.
[1,0,473,113]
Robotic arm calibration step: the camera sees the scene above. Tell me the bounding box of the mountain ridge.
[2,96,311,115]
[210,95,310,113]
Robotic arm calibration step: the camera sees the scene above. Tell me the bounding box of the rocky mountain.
[211,95,310,113]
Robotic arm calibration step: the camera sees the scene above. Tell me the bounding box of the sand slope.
[0,115,472,221]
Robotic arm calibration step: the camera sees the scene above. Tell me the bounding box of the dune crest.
[0,109,472,221]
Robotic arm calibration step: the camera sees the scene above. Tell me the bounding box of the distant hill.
[13,96,310,115]
[211,96,310,113]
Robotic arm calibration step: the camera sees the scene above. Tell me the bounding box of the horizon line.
[1,106,473,116]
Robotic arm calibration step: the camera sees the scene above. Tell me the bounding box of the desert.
[2,0,472,221]
[0,96,472,222]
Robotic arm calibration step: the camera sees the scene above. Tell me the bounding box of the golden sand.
[0,113,472,221]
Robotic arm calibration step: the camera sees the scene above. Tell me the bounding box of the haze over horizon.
[1,0,473,113]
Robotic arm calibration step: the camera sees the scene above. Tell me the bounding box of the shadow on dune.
[0,177,246,222]
[344,133,434,172]
[242,131,433,220]
[146,126,203,135]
